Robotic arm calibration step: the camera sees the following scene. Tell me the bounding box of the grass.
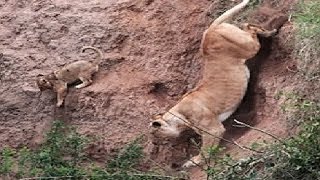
[0,121,178,180]
[0,148,15,176]
[293,1,320,80]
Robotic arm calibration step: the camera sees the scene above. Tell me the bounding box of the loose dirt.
[0,0,298,179]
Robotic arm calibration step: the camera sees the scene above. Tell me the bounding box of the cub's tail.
[81,46,103,65]
[211,0,250,26]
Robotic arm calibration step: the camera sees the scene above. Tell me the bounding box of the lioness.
[150,0,277,168]
[36,46,103,107]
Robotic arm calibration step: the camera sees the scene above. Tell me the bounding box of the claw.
[182,160,197,168]
[182,155,202,168]
[56,101,63,107]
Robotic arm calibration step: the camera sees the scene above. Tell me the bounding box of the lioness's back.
[176,62,249,118]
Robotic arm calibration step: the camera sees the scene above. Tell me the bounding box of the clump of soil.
[0,0,298,179]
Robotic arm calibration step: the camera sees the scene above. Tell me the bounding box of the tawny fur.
[36,46,103,107]
[150,0,277,168]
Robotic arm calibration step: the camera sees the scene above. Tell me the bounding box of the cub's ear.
[47,73,56,79]
[151,114,162,121]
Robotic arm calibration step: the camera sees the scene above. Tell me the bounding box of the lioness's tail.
[81,46,103,65]
[211,0,250,26]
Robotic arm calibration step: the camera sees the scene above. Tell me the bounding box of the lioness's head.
[149,113,188,144]
[36,73,56,91]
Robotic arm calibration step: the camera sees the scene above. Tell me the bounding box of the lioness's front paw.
[56,101,63,107]
[182,160,197,168]
[75,84,83,89]
[182,155,202,168]
[270,29,277,36]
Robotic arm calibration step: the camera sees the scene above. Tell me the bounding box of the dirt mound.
[0,0,298,179]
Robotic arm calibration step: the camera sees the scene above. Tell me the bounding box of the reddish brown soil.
[0,0,298,179]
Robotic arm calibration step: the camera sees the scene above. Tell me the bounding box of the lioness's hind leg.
[75,76,92,89]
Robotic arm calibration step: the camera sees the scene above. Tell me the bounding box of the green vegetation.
[0,121,177,180]
[294,1,320,39]
[0,148,15,176]
[294,1,320,79]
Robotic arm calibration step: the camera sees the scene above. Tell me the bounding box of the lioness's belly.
[218,109,235,122]
[218,65,250,122]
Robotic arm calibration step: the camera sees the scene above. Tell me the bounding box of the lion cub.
[150,0,277,168]
[36,46,103,107]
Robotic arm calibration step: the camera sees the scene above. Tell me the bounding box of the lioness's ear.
[37,74,44,77]
[0,53,3,59]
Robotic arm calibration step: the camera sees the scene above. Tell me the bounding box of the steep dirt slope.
[0,0,298,179]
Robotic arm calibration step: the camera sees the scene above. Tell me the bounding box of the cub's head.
[242,23,277,38]
[36,73,56,91]
[149,113,187,144]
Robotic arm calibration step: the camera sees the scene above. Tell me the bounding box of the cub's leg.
[55,82,67,107]
[183,119,226,168]
[75,76,93,89]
